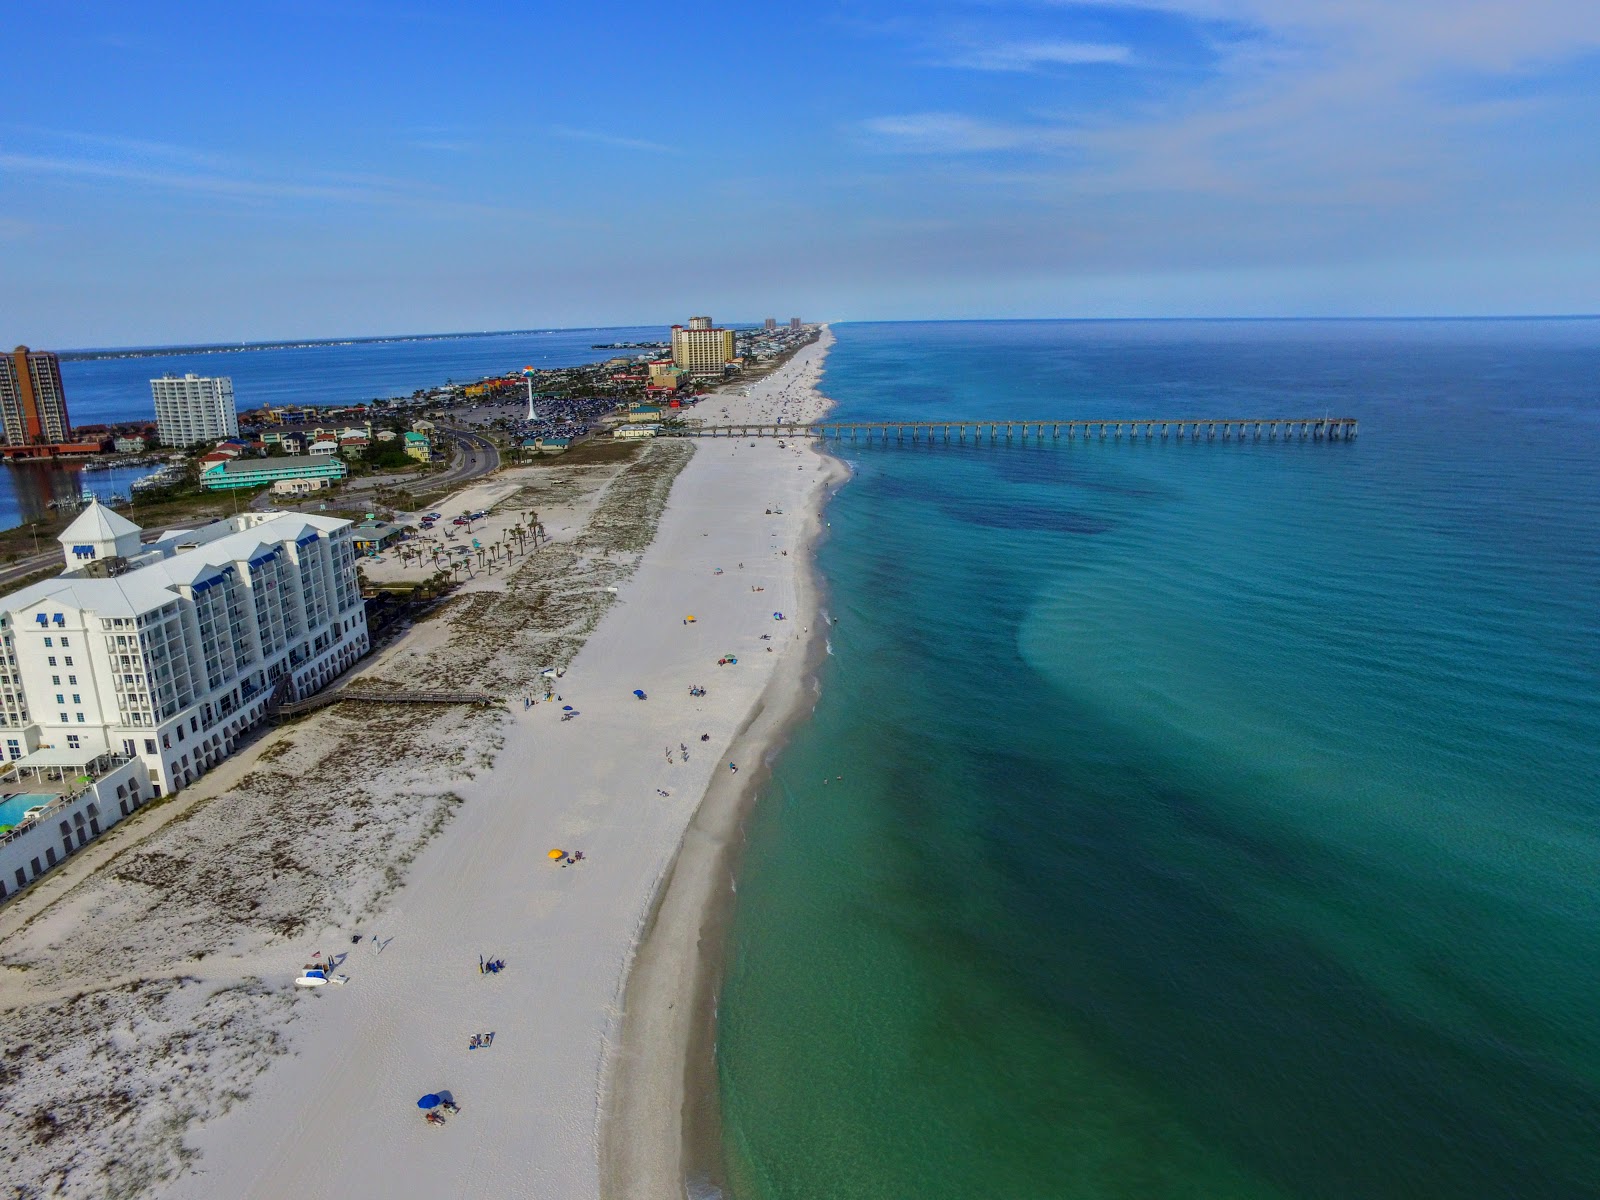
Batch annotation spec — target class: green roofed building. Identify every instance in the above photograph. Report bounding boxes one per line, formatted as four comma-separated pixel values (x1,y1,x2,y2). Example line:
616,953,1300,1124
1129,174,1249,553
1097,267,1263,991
201,456,348,491
351,521,404,554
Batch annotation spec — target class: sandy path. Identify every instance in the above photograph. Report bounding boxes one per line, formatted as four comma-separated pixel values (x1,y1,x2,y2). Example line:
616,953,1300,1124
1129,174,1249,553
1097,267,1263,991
168,333,835,1199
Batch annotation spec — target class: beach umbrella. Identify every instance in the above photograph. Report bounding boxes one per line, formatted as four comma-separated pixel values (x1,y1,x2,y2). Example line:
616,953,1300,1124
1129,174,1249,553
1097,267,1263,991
548,848,565,861
562,705,573,711
417,1094,442,1110
633,689,646,699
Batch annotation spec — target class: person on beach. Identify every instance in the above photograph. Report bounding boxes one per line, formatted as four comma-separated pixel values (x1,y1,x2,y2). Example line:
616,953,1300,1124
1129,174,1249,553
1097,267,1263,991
729,762,739,773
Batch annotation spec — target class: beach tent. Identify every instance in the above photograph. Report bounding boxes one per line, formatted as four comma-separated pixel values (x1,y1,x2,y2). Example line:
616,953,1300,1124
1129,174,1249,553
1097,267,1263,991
548,848,565,861
417,1094,442,1110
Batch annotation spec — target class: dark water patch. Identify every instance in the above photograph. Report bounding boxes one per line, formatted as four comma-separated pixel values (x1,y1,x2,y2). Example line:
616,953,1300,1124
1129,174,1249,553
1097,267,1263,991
721,319,1600,1200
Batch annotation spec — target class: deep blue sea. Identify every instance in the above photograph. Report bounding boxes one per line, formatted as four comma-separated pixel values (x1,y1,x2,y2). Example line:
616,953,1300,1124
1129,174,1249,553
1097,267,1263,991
0,326,666,530
717,320,1600,1200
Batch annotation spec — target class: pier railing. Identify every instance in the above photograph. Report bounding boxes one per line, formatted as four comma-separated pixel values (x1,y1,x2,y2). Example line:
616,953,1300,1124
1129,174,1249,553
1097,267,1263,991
662,418,1357,443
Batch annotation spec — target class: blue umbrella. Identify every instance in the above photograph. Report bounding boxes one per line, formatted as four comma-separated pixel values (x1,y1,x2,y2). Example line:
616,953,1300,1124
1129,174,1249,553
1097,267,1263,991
633,690,646,699
562,705,574,711
417,1094,441,1110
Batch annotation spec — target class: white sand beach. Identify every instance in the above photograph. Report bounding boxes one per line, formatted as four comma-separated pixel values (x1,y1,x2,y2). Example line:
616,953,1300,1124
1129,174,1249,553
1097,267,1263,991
0,329,838,1199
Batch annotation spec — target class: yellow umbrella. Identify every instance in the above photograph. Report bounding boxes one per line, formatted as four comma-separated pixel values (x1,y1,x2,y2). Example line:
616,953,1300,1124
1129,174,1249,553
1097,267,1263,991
548,848,565,861
685,615,697,622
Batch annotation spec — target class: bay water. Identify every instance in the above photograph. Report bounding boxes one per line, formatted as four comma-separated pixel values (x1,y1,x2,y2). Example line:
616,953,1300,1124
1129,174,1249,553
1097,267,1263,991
0,326,666,530
717,320,1600,1199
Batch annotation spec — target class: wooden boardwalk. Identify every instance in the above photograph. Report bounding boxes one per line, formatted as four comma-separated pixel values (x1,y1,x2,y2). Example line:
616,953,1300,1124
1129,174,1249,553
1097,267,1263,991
663,417,1358,443
273,689,499,720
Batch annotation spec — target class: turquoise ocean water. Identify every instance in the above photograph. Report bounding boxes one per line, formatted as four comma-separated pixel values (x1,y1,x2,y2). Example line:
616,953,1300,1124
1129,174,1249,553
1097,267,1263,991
717,320,1600,1200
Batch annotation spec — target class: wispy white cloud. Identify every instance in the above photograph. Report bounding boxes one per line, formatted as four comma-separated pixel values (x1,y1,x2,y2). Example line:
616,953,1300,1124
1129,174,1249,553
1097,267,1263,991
936,38,1132,71
859,113,1067,154
0,151,398,203
861,0,1600,213
550,126,673,154
0,137,541,222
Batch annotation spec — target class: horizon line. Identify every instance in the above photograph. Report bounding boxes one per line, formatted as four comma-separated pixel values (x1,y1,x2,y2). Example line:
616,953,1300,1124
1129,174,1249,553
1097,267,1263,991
46,313,1600,357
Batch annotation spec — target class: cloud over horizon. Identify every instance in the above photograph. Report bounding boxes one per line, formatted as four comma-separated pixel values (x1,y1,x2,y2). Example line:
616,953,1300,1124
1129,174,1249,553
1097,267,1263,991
1,0,1597,344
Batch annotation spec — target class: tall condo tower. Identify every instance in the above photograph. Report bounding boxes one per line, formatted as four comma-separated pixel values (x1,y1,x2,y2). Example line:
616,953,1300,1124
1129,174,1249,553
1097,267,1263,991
671,316,737,378
0,346,71,446
789,317,802,330
151,374,240,447
764,317,778,330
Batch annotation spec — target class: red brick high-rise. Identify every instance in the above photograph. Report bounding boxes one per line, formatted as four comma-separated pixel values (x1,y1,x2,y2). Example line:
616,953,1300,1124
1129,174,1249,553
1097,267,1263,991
0,346,72,445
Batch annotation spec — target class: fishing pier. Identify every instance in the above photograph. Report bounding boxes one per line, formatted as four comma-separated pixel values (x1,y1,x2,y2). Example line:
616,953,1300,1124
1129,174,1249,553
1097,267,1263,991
664,417,1357,443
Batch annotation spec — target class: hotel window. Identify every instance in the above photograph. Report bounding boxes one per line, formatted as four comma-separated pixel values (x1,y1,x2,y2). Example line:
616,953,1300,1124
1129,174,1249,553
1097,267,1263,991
59,712,68,723
61,637,69,647
76,714,85,723
71,695,80,704
64,657,73,667
66,735,80,749
43,637,52,647
51,675,59,685
68,675,76,685
48,656,56,666
55,694,64,705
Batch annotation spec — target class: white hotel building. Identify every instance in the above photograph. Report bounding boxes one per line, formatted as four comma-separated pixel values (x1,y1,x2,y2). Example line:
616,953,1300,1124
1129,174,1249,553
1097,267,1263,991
0,501,368,797
151,373,240,446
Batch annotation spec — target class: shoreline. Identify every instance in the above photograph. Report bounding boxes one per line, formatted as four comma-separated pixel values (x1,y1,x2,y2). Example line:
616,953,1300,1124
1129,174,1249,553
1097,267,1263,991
0,330,840,1198
173,328,841,1197
599,392,847,1197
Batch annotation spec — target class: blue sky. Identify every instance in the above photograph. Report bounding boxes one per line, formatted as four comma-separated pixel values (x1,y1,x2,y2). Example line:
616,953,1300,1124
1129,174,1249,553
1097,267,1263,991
2,1,1598,345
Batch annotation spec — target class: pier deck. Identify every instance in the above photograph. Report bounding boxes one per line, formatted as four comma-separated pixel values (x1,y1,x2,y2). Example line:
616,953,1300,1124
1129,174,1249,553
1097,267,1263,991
661,417,1357,442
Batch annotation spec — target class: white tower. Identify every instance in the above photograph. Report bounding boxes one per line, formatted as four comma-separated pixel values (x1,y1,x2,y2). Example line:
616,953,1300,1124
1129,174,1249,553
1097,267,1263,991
58,498,143,570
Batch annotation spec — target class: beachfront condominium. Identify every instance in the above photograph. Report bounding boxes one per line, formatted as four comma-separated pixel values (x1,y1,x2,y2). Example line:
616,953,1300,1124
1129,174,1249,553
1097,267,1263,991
0,346,72,446
0,500,368,795
789,317,802,330
152,373,240,447
764,317,777,330
671,316,736,378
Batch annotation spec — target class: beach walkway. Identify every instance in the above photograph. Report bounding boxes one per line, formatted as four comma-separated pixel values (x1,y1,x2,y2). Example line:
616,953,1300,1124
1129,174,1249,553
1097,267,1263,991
165,335,837,1200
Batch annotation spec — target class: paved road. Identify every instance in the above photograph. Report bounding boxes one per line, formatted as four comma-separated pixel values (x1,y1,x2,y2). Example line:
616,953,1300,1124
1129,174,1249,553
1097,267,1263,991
0,548,61,589
426,426,500,490
249,427,502,514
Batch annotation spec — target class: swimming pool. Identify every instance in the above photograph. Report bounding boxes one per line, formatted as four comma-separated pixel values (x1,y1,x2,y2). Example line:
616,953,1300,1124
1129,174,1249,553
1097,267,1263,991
0,793,58,826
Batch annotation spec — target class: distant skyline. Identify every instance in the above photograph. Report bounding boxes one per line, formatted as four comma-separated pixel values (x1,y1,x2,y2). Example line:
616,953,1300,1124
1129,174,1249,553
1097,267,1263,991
3,1,1598,347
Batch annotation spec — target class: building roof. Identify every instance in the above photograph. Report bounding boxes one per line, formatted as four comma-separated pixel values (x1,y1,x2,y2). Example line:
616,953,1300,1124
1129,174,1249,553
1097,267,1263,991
58,499,141,547
351,521,403,542
203,456,345,477
6,513,350,619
